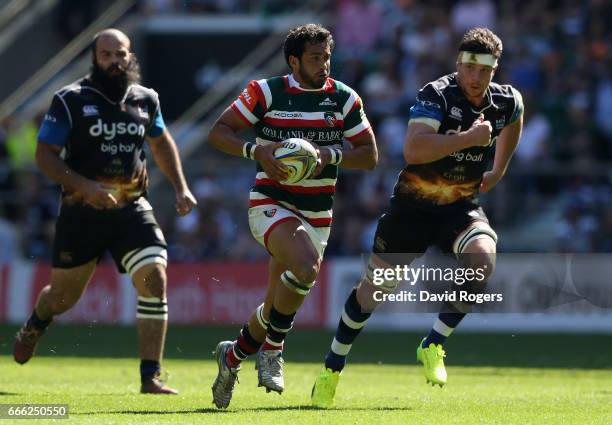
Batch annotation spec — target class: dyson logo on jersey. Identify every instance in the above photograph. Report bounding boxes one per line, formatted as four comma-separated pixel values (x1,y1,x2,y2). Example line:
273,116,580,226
88,119,145,141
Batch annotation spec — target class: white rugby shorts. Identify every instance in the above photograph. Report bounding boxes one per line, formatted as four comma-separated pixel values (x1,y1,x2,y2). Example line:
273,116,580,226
248,204,330,258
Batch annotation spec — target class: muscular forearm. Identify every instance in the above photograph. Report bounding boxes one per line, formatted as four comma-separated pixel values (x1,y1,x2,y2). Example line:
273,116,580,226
404,132,472,164
338,143,378,170
492,139,518,175
208,121,247,158
332,129,378,170
35,146,89,192
149,136,188,191
491,118,522,175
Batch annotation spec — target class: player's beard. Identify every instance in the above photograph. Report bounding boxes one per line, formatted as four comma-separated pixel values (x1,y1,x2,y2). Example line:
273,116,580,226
90,56,141,102
298,63,327,89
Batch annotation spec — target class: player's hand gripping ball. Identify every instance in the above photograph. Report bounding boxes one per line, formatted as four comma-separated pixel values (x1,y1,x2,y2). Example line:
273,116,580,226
274,138,319,184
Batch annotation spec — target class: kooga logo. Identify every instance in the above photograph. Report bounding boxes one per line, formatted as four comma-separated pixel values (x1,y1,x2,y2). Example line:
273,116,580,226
89,119,145,141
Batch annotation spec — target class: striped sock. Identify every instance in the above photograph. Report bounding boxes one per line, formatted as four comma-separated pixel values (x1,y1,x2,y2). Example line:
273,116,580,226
422,306,466,348
262,307,295,351
225,324,262,368
324,289,371,372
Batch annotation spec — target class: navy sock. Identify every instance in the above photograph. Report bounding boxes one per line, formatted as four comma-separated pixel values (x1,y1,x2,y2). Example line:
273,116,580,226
325,351,346,373
140,359,160,383
28,310,52,331
325,289,371,372
422,311,466,348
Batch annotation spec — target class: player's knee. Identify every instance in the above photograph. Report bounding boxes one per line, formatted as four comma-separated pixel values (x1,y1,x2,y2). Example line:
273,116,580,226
454,222,497,257
294,264,318,285
458,252,495,297
291,255,320,284
462,250,496,282
137,265,167,299
458,229,497,282
363,254,400,292
478,253,496,281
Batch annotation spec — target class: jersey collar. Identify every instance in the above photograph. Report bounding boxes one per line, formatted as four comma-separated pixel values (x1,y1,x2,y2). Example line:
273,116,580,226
287,73,331,92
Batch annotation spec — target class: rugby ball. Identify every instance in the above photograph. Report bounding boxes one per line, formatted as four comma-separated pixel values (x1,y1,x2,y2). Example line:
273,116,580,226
274,138,318,184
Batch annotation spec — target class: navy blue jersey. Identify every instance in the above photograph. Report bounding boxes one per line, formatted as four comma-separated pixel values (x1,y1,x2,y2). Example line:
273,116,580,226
393,73,523,210
38,78,165,205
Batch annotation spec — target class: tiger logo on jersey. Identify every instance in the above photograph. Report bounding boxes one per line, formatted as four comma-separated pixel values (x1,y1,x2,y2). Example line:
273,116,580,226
264,209,277,218
324,111,337,127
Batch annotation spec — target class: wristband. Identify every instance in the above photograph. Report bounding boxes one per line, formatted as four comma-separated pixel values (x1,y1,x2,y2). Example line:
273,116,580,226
327,147,343,166
243,142,257,160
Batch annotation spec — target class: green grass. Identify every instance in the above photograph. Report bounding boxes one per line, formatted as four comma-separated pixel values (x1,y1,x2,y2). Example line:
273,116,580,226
0,325,611,424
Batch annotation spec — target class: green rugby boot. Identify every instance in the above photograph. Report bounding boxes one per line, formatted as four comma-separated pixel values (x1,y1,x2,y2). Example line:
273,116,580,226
311,367,341,408
416,338,447,387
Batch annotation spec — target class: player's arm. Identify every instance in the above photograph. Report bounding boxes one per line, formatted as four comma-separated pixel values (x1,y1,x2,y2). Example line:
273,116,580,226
318,128,377,171
480,87,524,193
36,142,88,193
207,88,288,182
36,142,118,209
405,123,469,164
317,91,377,173
480,113,523,193
208,106,259,157
403,84,492,164
404,117,492,164
340,128,377,170
146,129,196,216
37,95,117,209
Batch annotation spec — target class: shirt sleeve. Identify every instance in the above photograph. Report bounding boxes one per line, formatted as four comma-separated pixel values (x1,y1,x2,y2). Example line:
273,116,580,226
37,94,71,147
408,84,445,132
342,89,371,141
508,86,524,125
231,80,268,126
147,104,166,137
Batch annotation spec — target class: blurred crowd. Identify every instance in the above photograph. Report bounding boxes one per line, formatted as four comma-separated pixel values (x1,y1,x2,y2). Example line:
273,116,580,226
1,0,611,263
555,178,612,252
325,0,612,254
138,0,321,15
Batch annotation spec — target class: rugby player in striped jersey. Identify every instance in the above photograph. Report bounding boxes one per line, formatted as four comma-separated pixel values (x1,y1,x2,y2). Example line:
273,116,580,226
208,23,378,408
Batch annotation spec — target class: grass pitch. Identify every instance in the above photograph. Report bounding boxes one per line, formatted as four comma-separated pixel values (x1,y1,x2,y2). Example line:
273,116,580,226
1,325,611,424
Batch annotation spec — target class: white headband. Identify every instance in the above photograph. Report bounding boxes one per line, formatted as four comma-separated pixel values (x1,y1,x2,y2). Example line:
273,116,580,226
458,51,498,67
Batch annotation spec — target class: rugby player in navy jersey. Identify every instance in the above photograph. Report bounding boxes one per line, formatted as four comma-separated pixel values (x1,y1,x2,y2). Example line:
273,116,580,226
312,27,524,407
13,29,197,394
207,24,377,408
